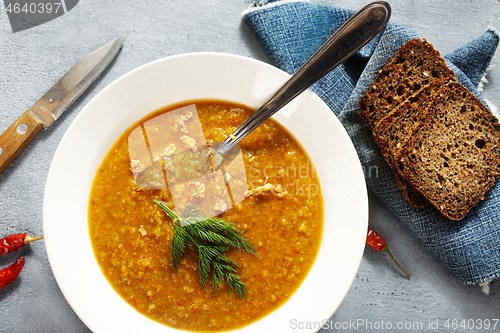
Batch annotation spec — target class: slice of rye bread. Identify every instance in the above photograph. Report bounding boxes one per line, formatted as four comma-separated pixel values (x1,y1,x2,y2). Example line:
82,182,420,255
373,78,450,208
359,38,455,130
372,78,454,208
397,81,500,220
374,78,453,160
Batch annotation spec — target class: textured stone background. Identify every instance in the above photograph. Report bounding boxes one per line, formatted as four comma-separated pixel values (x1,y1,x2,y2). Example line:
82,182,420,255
0,1,499,332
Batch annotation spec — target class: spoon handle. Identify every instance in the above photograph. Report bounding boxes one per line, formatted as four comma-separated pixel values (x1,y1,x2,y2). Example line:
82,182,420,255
216,1,391,154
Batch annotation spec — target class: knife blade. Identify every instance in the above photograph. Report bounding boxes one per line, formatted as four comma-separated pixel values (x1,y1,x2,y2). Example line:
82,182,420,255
0,34,126,175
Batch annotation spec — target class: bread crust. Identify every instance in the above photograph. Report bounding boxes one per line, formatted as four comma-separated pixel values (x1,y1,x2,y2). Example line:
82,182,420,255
359,38,455,129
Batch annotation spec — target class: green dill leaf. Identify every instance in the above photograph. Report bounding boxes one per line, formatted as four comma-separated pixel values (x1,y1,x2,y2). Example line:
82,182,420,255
188,224,238,248
171,220,187,272
155,201,257,298
226,272,248,299
212,262,225,296
197,245,212,289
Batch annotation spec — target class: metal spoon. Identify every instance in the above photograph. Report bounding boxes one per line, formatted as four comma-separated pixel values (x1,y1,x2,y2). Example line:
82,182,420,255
215,1,391,154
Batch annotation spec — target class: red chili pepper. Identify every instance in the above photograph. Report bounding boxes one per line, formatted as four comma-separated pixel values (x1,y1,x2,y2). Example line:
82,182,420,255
366,226,410,279
0,257,25,290
0,234,44,257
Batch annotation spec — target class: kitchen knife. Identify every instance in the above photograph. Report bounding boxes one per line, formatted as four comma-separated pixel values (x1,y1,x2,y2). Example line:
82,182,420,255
0,34,126,175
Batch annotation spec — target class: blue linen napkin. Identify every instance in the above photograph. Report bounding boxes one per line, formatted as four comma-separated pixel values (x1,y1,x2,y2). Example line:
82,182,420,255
243,0,500,285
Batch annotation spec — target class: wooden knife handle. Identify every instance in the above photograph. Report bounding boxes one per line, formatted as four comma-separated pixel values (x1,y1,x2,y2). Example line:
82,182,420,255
0,110,44,174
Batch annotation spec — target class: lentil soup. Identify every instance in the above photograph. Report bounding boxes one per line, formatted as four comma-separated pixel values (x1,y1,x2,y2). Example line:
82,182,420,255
88,100,323,332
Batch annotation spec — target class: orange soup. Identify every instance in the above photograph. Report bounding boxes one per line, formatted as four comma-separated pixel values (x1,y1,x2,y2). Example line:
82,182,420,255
88,100,323,331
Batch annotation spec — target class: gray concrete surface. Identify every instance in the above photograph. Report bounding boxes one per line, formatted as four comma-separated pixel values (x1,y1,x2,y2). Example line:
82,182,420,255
0,1,499,332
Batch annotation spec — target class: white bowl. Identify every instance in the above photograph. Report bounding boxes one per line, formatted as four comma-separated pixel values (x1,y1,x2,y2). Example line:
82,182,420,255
43,52,368,333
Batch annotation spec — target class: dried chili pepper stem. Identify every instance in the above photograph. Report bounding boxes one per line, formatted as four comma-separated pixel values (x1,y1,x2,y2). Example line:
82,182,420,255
380,245,411,279
0,234,44,257
0,257,25,290
366,226,410,279
24,235,44,244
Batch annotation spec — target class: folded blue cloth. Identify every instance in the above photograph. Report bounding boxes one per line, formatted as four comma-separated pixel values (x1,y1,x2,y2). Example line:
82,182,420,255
243,0,500,285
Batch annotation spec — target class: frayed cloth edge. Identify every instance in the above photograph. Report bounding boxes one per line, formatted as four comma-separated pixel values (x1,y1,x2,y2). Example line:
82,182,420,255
479,281,491,294
486,25,500,38
479,277,498,294
478,26,499,118
478,26,499,91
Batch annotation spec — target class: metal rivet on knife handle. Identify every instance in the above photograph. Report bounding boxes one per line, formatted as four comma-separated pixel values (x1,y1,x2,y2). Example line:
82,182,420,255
0,110,44,174
17,124,28,135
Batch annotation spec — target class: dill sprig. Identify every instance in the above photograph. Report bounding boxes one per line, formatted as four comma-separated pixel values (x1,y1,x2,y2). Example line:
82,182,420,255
154,200,257,298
